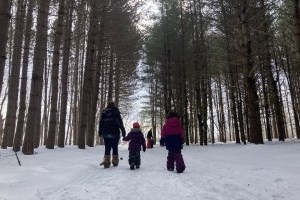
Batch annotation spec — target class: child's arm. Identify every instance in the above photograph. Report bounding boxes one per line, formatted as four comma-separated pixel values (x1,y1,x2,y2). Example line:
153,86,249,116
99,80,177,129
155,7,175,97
122,132,131,141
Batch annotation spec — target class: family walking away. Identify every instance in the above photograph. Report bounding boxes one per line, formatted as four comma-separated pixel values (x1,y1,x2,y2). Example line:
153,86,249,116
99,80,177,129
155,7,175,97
123,122,146,170
99,102,185,173
98,102,126,168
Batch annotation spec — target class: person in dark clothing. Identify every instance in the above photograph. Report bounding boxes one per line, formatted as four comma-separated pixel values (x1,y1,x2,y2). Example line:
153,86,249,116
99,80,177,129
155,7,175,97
161,111,186,173
123,122,146,170
99,102,126,168
146,128,154,148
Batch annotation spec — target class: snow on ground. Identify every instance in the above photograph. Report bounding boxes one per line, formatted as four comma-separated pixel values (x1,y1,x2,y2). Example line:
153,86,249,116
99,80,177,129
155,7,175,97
1,140,300,200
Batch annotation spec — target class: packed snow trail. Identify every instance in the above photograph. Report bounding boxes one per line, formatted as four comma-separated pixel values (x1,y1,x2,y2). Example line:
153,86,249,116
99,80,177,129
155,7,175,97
1,141,300,200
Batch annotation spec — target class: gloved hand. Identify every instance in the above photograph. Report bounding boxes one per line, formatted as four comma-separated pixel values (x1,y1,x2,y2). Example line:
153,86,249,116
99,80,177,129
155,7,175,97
143,147,146,152
122,130,126,138
98,132,102,137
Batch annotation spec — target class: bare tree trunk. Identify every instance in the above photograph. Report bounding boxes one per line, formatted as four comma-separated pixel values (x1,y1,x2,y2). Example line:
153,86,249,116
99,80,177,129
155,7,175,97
0,0,11,94
179,0,189,145
58,0,73,148
13,0,35,151
114,58,120,107
294,0,300,57
260,62,272,141
107,49,114,102
239,0,263,144
78,0,99,149
22,0,51,154
283,44,300,138
72,0,86,146
2,0,26,149
207,78,214,144
217,75,226,143
46,0,65,149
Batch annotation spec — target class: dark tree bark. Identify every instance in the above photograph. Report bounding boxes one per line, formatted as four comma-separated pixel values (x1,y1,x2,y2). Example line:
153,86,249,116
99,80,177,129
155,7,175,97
22,0,51,155
13,0,35,152
2,0,26,149
46,0,66,149
58,0,74,148
0,0,11,94
78,0,99,149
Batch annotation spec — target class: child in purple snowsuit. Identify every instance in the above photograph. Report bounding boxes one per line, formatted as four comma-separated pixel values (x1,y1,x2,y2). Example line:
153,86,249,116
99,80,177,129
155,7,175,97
161,111,186,173
123,122,146,170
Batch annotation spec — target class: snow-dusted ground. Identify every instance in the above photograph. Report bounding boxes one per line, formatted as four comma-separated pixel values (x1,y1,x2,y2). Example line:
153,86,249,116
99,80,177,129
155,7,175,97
1,140,300,200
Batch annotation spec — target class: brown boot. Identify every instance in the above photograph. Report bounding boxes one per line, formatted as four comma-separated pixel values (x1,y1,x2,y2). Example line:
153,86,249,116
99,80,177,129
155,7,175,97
100,155,111,168
112,155,119,167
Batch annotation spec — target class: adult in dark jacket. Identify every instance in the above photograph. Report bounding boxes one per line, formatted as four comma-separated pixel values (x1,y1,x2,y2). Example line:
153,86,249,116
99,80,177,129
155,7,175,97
123,122,146,170
99,102,126,168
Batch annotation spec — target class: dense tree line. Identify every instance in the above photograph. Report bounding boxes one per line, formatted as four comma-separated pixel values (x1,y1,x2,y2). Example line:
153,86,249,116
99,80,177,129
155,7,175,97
0,0,300,154
0,0,141,154
142,0,300,145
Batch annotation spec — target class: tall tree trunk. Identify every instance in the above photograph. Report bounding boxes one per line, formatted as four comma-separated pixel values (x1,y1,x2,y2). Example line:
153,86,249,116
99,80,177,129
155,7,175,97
208,78,214,144
240,0,263,144
46,0,65,149
0,0,11,94
72,0,86,146
43,58,51,145
13,0,35,152
260,62,272,141
283,44,300,139
294,0,300,57
2,0,26,149
107,49,114,102
78,0,98,149
260,0,285,141
58,0,73,148
22,0,51,155
237,87,246,144
179,0,189,145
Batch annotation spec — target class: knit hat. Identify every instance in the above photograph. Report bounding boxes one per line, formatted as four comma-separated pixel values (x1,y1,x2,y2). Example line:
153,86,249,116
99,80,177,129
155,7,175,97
133,122,140,128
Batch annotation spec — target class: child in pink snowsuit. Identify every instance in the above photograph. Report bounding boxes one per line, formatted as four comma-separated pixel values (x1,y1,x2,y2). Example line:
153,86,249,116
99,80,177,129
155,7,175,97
161,111,186,173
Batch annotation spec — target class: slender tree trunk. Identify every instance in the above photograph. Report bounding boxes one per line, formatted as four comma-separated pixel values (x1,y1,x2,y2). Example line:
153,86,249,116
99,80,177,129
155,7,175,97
107,49,114,102
0,0,11,94
2,0,26,148
78,0,99,149
22,0,51,155
13,0,35,152
208,78,214,144
260,62,272,141
46,0,65,149
43,59,51,145
294,0,300,57
58,0,73,148
284,45,300,138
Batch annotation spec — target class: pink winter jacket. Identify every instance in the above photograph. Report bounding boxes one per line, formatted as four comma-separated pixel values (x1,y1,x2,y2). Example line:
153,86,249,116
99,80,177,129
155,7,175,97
161,117,184,139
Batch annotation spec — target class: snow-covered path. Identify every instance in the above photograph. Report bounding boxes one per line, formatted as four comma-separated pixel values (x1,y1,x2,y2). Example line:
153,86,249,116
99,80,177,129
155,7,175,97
1,141,300,200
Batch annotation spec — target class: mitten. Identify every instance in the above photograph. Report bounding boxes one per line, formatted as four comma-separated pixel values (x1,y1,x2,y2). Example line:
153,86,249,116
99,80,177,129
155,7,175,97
143,147,146,152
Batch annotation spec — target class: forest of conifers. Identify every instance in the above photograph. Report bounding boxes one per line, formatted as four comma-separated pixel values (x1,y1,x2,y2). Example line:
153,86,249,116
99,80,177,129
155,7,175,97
0,0,299,155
